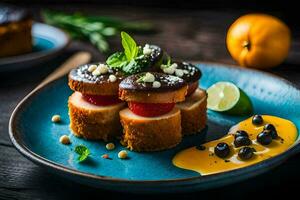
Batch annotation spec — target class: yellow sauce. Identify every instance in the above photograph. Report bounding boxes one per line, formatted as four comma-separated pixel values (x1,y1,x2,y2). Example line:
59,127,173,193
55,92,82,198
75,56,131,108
173,115,297,175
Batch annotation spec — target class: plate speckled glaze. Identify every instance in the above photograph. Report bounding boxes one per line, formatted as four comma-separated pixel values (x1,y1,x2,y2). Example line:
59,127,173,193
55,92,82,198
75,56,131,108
9,63,300,193
0,23,69,73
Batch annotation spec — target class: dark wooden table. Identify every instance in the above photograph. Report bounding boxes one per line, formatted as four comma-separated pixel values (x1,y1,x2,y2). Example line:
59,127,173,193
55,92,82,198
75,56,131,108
1,5,300,200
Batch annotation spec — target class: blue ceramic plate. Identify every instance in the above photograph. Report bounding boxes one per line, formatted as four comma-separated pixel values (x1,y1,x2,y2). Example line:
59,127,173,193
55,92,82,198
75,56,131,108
0,23,69,73
9,63,300,193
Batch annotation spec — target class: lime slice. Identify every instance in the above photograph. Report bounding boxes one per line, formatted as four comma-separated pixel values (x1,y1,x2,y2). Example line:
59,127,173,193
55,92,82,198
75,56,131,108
207,81,253,115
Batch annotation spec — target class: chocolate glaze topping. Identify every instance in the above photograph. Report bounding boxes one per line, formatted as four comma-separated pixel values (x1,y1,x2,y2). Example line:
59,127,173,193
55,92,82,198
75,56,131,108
148,45,163,66
119,72,187,92
160,61,201,84
0,4,31,25
177,62,202,83
69,63,125,84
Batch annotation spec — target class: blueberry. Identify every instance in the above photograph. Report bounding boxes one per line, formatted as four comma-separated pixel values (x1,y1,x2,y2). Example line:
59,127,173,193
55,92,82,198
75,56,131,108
264,124,278,139
234,130,249,139
257,131,272,145
238,147,255,160
234,136,252,148
252,115,263,125
214,142,230,158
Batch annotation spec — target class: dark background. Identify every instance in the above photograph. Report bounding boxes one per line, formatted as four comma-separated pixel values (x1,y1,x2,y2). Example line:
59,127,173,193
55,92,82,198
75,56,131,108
1,1,300,200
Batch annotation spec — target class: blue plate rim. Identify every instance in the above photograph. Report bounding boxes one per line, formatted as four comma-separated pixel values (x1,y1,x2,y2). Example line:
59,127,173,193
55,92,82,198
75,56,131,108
0,22,70,65
8,62,300,186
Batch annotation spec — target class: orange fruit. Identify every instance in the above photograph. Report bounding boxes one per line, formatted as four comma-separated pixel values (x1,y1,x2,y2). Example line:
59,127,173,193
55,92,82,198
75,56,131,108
226,14,291,69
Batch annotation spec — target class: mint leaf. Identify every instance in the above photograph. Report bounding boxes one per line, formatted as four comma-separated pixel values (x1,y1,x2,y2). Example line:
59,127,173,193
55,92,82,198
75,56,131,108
106,32,149,75
121,31,138,61
78,149,90,162
75,145,90,162
166,55,171,66
75,145,87,154
122,60,138,74
122,59,148,74
106,52,128,68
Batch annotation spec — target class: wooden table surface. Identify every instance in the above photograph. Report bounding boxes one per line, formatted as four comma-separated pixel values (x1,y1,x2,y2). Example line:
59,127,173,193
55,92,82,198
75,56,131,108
1,5,300,199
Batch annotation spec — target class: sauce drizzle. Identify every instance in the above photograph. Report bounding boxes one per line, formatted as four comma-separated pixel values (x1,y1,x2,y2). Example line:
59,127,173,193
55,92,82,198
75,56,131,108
173,115,297,175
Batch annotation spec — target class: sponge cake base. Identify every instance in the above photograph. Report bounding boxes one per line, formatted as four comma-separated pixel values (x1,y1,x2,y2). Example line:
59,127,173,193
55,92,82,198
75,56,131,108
176,88,207,135
119,107,182,151
68,92,125,141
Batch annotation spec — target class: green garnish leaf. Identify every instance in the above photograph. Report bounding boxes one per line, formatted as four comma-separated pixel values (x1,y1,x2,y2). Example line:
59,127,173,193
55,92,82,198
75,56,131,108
75,145,90,162
106,32,149,74
136,75,145,83
166,54,172,66
121,31,139,61
160,54,172,68
122,60,138,74
122,59,148,74
106,52,128,68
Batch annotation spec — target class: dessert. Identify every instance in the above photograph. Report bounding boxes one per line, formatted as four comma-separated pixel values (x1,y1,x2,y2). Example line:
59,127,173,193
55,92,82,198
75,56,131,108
66,32,208,152
119,72,188,151
160,61,207,135
0,4,32,57
68,63,126,141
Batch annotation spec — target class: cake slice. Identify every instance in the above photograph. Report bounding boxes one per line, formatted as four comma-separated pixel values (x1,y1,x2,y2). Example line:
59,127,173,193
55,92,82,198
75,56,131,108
119,72,188,151
176,88,207,135
120,107,181,151
68,63,127,140
69,92,125,141
0,4,32,57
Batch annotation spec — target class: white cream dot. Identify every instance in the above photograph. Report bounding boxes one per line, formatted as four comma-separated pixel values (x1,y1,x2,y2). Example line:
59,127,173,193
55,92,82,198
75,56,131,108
152,81,161,88
109,74,117,82
92,69,101,76
97,64,109,74
175,69,184,77
143,72,155,82
87,65,97,72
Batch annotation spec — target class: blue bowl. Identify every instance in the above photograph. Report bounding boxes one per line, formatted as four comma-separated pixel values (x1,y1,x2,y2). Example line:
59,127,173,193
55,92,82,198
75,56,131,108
9,63,300,193
0,22,70,73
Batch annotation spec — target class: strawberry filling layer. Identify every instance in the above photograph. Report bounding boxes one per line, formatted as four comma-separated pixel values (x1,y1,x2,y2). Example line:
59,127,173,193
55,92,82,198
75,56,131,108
186,81,199,97
83,94,122,106
128,101,175,117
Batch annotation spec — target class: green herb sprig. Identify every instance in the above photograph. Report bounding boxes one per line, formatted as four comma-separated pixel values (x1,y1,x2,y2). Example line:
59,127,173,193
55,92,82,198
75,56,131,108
160,54,172,69
42,10,153,53
106,32,150,74
75,145,90,162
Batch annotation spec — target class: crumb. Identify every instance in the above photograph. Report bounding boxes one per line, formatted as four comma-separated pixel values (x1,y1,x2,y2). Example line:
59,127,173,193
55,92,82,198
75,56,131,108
59,135,70,145
105,143,115,150
51,115,61,123
102,154,112,160
118,150,128,159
